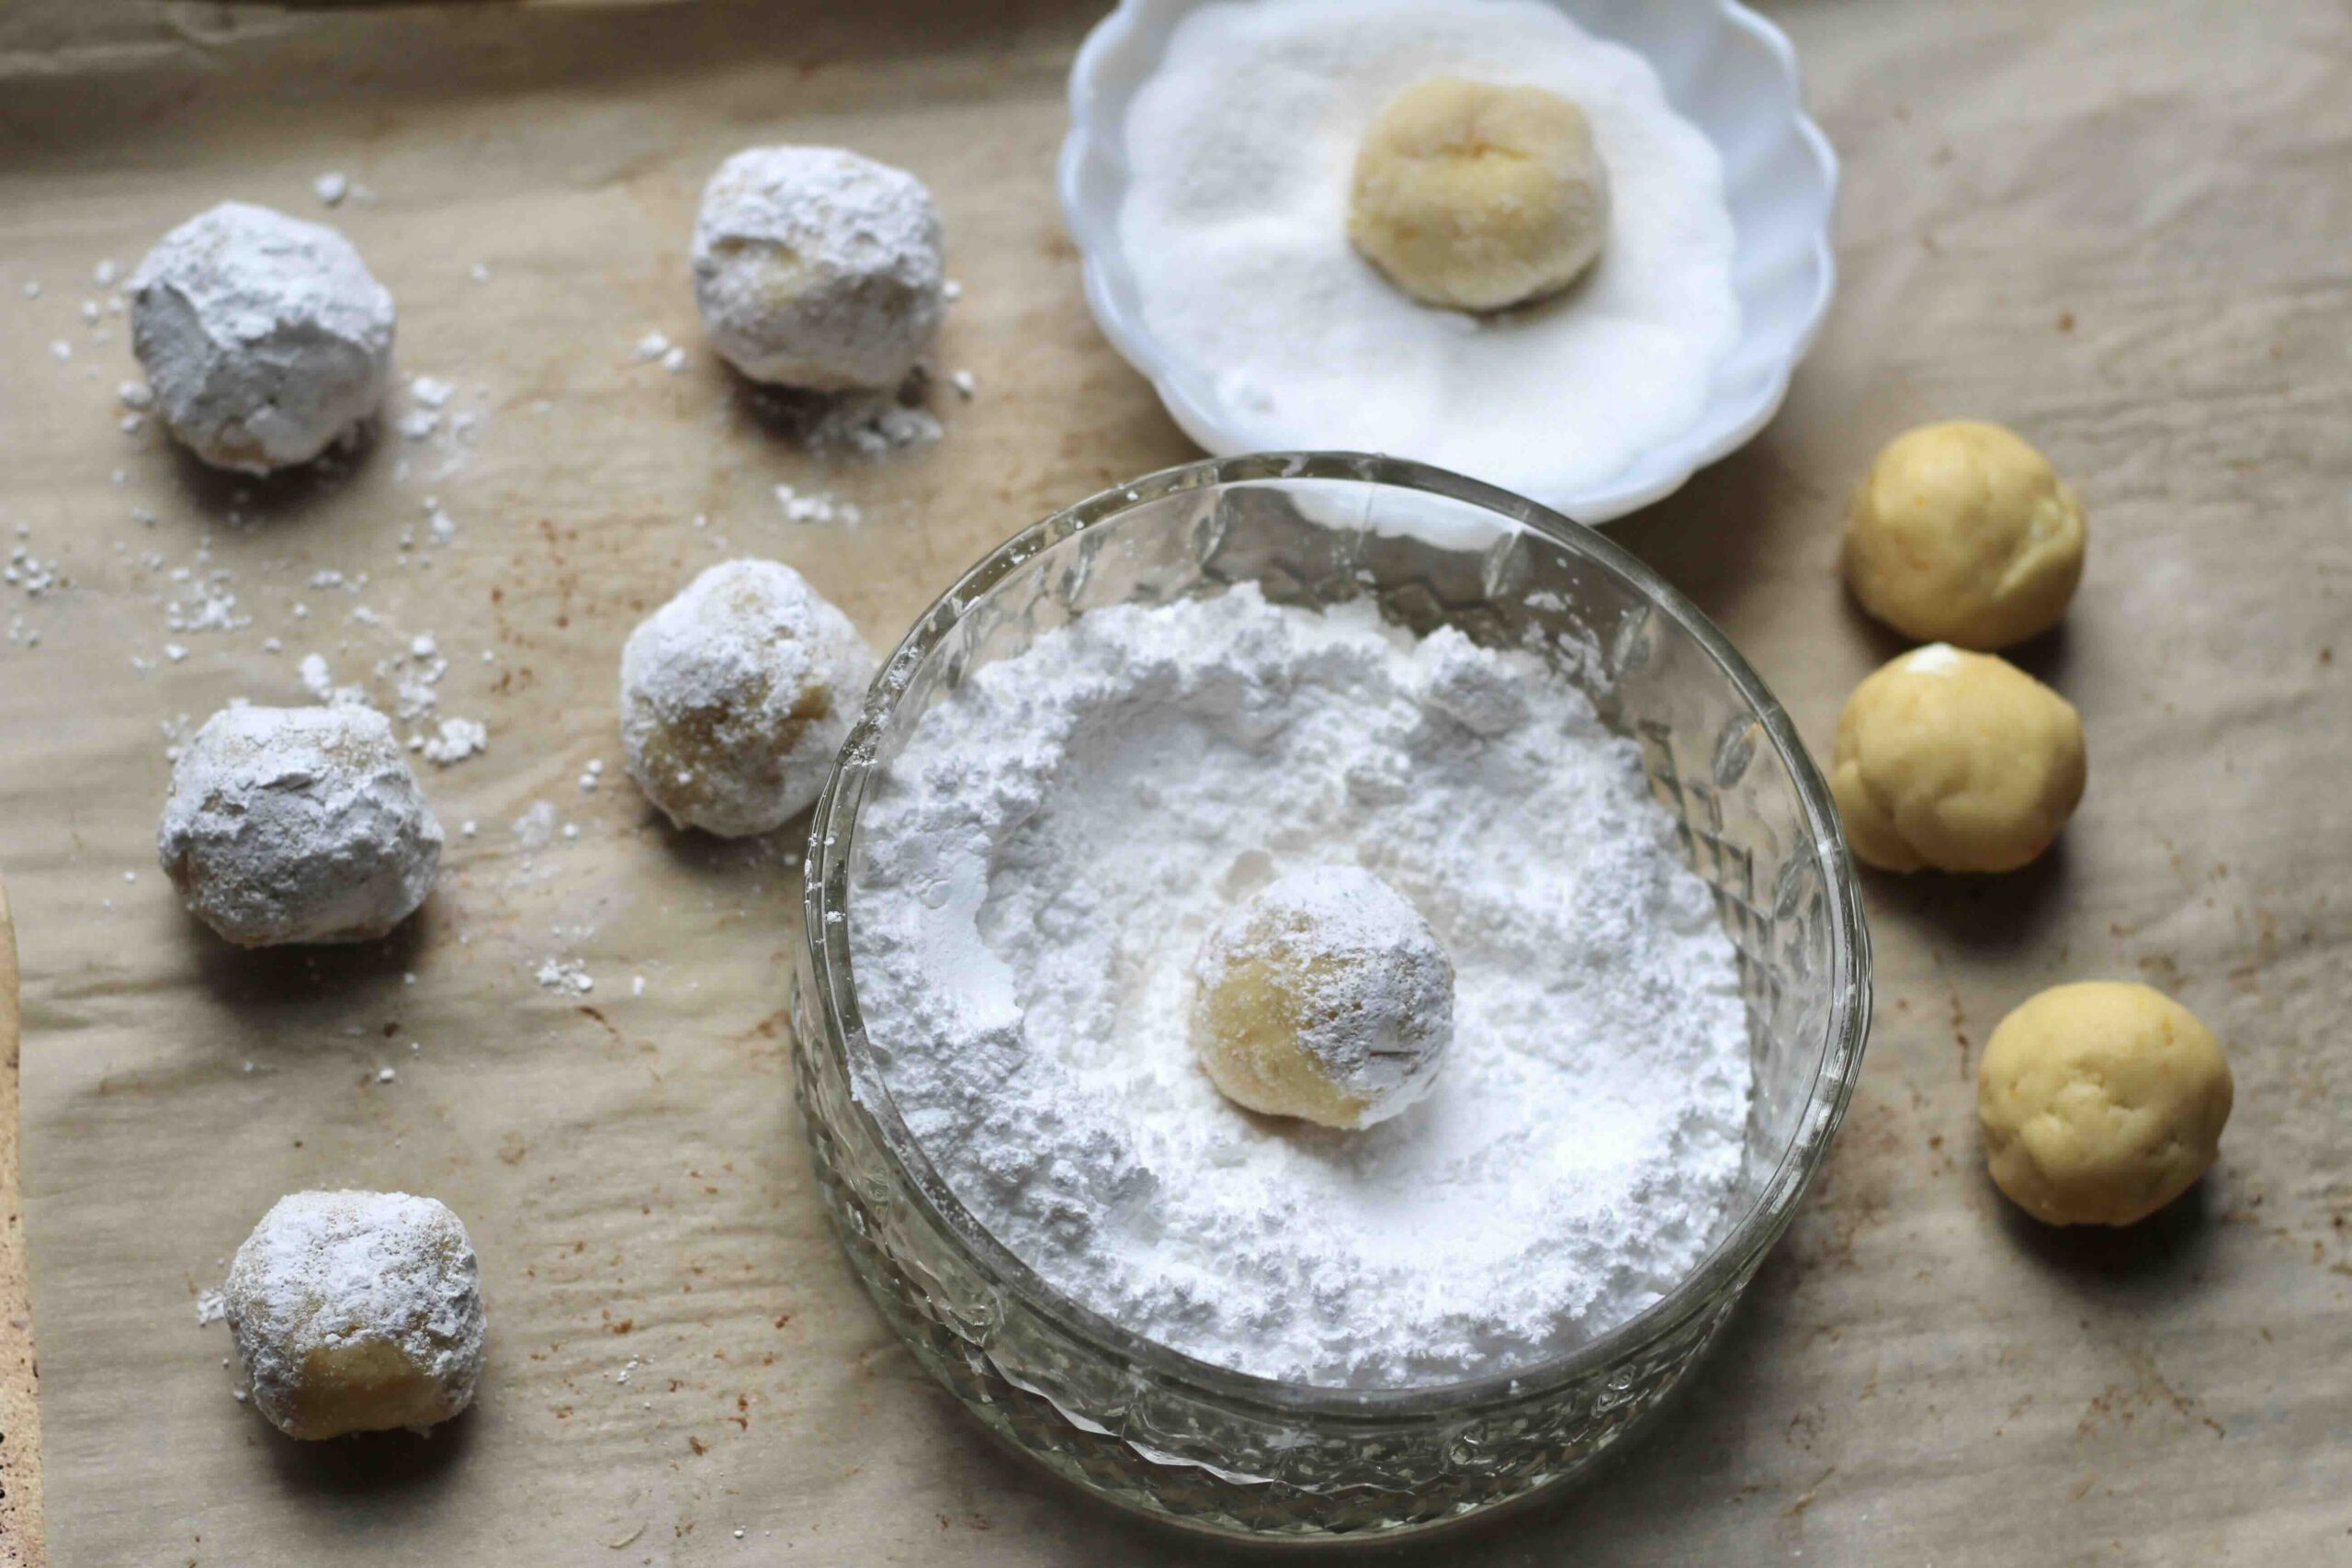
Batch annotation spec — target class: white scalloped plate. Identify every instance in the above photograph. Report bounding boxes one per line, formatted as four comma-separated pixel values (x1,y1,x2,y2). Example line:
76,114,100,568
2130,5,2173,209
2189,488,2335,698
1058,0,1838,524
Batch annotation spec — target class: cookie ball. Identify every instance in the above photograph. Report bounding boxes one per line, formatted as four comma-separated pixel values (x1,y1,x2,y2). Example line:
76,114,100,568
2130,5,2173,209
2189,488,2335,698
690,146,946,390
1844,421,2086,649
225,1190,486,1439
158,705,443,947
619,559,877,838
129,201,397,473
1191,866,1455,1129
1348,76,1611,313
1830,645,2086,874
1978,983,2233,1226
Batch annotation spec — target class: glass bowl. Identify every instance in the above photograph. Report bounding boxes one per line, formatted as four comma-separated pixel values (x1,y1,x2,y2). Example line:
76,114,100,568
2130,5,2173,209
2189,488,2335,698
791,453,1871,1542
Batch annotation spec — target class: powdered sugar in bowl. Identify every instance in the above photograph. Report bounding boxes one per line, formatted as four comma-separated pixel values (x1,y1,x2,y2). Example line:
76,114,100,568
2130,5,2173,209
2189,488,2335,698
792,453,1869,1541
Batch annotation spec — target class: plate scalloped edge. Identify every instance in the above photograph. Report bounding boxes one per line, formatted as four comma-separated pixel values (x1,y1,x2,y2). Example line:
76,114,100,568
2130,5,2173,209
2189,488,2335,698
1057,0,1839,525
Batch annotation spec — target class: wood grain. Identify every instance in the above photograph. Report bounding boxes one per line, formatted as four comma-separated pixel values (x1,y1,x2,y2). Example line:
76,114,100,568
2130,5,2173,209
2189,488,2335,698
0,878,45,1568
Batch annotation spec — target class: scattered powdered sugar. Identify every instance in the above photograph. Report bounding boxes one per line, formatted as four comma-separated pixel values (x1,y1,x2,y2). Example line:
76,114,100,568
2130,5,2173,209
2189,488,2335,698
510,800,560,852
852,585,1752,1386
418,716,489,765
774,482,862,526
806,388,942,457
536,956,594,996
1118,0,1739,500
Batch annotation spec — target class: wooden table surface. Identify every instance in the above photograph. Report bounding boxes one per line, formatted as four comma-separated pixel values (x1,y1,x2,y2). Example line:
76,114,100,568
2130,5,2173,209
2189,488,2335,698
0,877,43,1568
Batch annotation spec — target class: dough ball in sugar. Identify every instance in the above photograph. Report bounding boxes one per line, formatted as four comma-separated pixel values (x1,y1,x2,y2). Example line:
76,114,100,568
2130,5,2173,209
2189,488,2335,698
1347,76,1611,313
1190,865,1455,1130
690,146,945,391
1978,983,2233,1226
1830,644,2086,874
129,201,396,473
224,1190,486,1440
1844,421,2087,649
619,558,878,838
157,704,443,948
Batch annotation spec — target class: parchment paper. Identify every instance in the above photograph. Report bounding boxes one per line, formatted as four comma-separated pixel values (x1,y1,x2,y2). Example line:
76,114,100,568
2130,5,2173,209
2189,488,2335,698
0,2,2346,1563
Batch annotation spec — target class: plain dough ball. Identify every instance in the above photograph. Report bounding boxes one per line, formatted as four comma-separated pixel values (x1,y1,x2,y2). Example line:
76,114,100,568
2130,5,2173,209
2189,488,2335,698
1978,983,2233,1226
1190,865,1455,1129
691,145,946,390
224,1190,486,1440
1844,421,2086,649
158,704,443,947
1830,644,2086,874
620,559,877,838
129,201,396,473
1348,76,1611,313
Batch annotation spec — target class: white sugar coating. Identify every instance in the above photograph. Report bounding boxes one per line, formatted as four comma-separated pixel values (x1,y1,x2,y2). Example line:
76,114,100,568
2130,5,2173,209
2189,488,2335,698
158,704,443,947
128,202,396,473
690,146,945,391
224,1190,484,1440
1193,865,1455,1127
853,585,1753,1386
1902,641,1966,675
619,559,877,838
1117,0,1739,499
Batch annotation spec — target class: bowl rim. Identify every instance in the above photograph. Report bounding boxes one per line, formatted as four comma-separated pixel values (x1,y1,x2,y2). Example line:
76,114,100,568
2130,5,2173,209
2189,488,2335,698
801,451,1871,1425
1055,0,1842,525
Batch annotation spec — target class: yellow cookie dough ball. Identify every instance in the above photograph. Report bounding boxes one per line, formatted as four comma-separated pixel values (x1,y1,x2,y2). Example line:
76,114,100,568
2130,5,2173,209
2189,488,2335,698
1843,421,2086,649
1978,983,2233,1226
1191,866,1455,1130
1830,644,2086,874
1348,76,1611,313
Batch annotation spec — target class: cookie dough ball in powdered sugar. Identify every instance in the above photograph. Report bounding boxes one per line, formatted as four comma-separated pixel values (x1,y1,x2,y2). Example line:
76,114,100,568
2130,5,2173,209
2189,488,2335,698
129,202,396,473
224,1190,485,1440
158,705,443,947
691,146,945,390
1191,866,1455,1129
619,559,877,838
